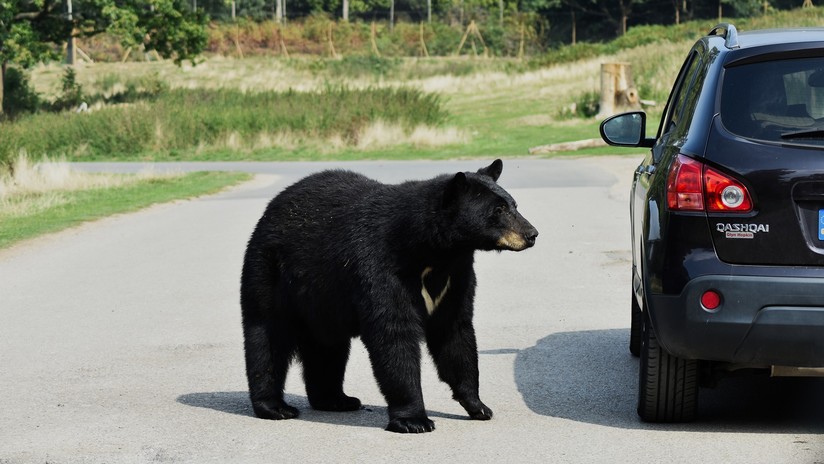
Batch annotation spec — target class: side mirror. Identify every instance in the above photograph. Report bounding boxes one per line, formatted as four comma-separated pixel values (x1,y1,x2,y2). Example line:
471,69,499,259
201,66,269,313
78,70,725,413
600,111,655,148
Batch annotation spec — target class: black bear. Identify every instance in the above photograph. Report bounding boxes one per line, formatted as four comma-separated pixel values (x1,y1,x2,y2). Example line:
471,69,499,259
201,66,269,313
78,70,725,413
240,159,538,433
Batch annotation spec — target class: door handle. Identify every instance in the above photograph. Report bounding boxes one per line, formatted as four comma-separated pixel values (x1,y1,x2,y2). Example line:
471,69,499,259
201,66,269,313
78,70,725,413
637,165,656,176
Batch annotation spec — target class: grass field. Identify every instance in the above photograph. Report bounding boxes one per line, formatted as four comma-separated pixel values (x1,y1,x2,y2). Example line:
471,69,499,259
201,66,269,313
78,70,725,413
18,54,653,161
18,8,821,164
0,158,250,249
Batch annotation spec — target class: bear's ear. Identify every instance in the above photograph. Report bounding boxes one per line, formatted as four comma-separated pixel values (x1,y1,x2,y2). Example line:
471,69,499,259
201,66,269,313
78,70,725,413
477,159,503,182
443,172,469,207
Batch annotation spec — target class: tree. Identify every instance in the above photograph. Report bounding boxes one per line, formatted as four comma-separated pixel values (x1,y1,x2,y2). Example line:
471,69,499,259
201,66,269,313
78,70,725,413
547,0,649,37
722,0,766,15
0,0,207,116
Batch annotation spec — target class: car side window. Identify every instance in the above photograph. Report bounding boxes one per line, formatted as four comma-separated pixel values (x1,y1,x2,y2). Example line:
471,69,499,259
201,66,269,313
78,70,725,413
661,51,703,137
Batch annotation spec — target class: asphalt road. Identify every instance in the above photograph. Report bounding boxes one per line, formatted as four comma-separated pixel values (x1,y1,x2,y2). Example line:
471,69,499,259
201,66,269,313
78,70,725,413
1,157,823,463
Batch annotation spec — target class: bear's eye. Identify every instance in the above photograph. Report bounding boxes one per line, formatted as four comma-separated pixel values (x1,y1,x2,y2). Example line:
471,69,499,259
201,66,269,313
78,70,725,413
493,205,507,216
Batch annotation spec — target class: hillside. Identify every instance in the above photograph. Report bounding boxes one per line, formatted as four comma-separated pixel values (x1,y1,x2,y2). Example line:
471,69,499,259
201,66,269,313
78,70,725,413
13,6,824,163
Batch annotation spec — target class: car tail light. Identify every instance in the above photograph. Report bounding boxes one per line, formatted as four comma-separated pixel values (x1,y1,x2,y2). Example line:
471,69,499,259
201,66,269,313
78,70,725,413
667,155,704,211
666,154,752,213
704,166,752,212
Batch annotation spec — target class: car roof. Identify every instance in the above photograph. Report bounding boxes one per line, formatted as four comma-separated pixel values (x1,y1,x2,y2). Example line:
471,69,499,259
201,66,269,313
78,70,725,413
736,28,824,48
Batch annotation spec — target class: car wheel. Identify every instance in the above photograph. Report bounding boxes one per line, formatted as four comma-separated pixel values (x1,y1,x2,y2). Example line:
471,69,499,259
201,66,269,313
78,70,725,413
637,311,699,422
629,289,641,357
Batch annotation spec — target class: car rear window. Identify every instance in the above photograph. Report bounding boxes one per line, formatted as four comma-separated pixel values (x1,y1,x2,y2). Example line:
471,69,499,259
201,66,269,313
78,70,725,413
721,57,824,146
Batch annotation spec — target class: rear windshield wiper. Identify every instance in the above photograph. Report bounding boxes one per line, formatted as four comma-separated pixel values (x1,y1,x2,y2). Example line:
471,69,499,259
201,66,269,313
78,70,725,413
780,129,824,140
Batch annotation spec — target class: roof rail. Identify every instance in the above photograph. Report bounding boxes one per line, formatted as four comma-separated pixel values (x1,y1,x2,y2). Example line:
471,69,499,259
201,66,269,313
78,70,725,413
709,23,740,49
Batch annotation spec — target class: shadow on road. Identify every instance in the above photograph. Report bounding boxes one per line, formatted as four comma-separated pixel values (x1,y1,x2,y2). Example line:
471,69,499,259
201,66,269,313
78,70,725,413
515,328,824,433
176,391,466,430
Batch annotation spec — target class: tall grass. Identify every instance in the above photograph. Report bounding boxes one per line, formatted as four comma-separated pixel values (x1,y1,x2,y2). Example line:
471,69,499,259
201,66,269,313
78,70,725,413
0,155,250,248
0,86,448,163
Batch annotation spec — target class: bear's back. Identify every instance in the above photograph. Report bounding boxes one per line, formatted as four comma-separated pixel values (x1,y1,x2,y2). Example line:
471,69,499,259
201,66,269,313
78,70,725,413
255,170,386,246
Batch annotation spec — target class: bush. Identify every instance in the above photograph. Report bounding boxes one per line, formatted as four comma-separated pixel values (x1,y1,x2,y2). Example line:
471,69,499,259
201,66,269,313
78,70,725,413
0,86,448,161
557,91,600,120
2,67,41,118
51,67,86,112
308,55,402,78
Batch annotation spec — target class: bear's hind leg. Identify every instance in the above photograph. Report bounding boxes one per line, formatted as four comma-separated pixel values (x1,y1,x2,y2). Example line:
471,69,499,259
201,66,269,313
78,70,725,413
299,338,362,412
241,275,300,420
242,319,300,420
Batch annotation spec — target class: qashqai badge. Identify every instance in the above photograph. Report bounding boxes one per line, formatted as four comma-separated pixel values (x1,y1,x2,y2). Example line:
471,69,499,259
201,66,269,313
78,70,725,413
716,222,770,239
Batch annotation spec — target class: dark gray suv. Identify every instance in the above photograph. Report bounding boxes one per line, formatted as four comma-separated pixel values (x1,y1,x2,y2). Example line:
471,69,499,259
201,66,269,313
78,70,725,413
600,24,824,422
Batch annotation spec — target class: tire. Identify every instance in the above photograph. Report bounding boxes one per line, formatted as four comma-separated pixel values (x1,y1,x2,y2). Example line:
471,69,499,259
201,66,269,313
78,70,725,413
637,311,699,422
629,289,642,357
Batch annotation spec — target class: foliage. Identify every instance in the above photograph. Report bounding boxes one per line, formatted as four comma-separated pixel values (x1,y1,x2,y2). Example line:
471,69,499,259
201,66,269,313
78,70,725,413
0,86,447,162
1,66,40,117
0,0,208,114
532,6,824,69
137,0,209,64
51,68,86,112
557,90,599,119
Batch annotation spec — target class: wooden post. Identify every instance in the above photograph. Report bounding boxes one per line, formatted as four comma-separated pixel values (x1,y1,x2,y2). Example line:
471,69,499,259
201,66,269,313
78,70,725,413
455,21,488,58
498,0,503,27
327,22,338,58
278,28,290,57
419,22,429,57
571,11,576,45
371,22,381,57
596,62,641,118
0,61,5,116
473,22,488,58
235,24,244,58
518,23,525,60
66,0,76,65
455,22,472,56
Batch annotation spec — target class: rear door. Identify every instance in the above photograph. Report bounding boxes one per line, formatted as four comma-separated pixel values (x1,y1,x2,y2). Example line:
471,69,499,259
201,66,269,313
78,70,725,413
710,54,824,266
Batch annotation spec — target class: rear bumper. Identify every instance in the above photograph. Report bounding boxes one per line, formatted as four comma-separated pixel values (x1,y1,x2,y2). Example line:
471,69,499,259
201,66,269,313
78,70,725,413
648,275,824,367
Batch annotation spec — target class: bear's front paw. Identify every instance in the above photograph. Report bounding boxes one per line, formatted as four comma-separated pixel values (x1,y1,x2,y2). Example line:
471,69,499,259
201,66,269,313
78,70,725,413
459,399,493,420
252,400,299,420
385,417,436,433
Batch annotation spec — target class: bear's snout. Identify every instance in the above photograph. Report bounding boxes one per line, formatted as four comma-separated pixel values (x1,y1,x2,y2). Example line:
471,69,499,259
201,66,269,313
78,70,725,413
496,225,538,251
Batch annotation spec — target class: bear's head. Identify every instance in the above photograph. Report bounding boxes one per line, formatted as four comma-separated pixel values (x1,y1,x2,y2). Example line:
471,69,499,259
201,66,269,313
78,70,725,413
442,159,538,252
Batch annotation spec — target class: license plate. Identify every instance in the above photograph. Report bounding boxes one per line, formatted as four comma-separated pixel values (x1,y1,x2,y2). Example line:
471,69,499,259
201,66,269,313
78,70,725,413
819,209,824,240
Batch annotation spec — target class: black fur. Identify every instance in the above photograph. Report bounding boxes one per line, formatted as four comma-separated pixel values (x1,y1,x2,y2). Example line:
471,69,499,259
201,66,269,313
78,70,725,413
240,159,538,433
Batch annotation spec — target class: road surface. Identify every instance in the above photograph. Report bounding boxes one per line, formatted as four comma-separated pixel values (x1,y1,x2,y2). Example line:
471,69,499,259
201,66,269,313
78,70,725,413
1,157,822,463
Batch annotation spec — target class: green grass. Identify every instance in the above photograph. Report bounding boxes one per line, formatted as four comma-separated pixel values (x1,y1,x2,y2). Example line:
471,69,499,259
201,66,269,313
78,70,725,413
0,87,447,164
0,171,251,249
